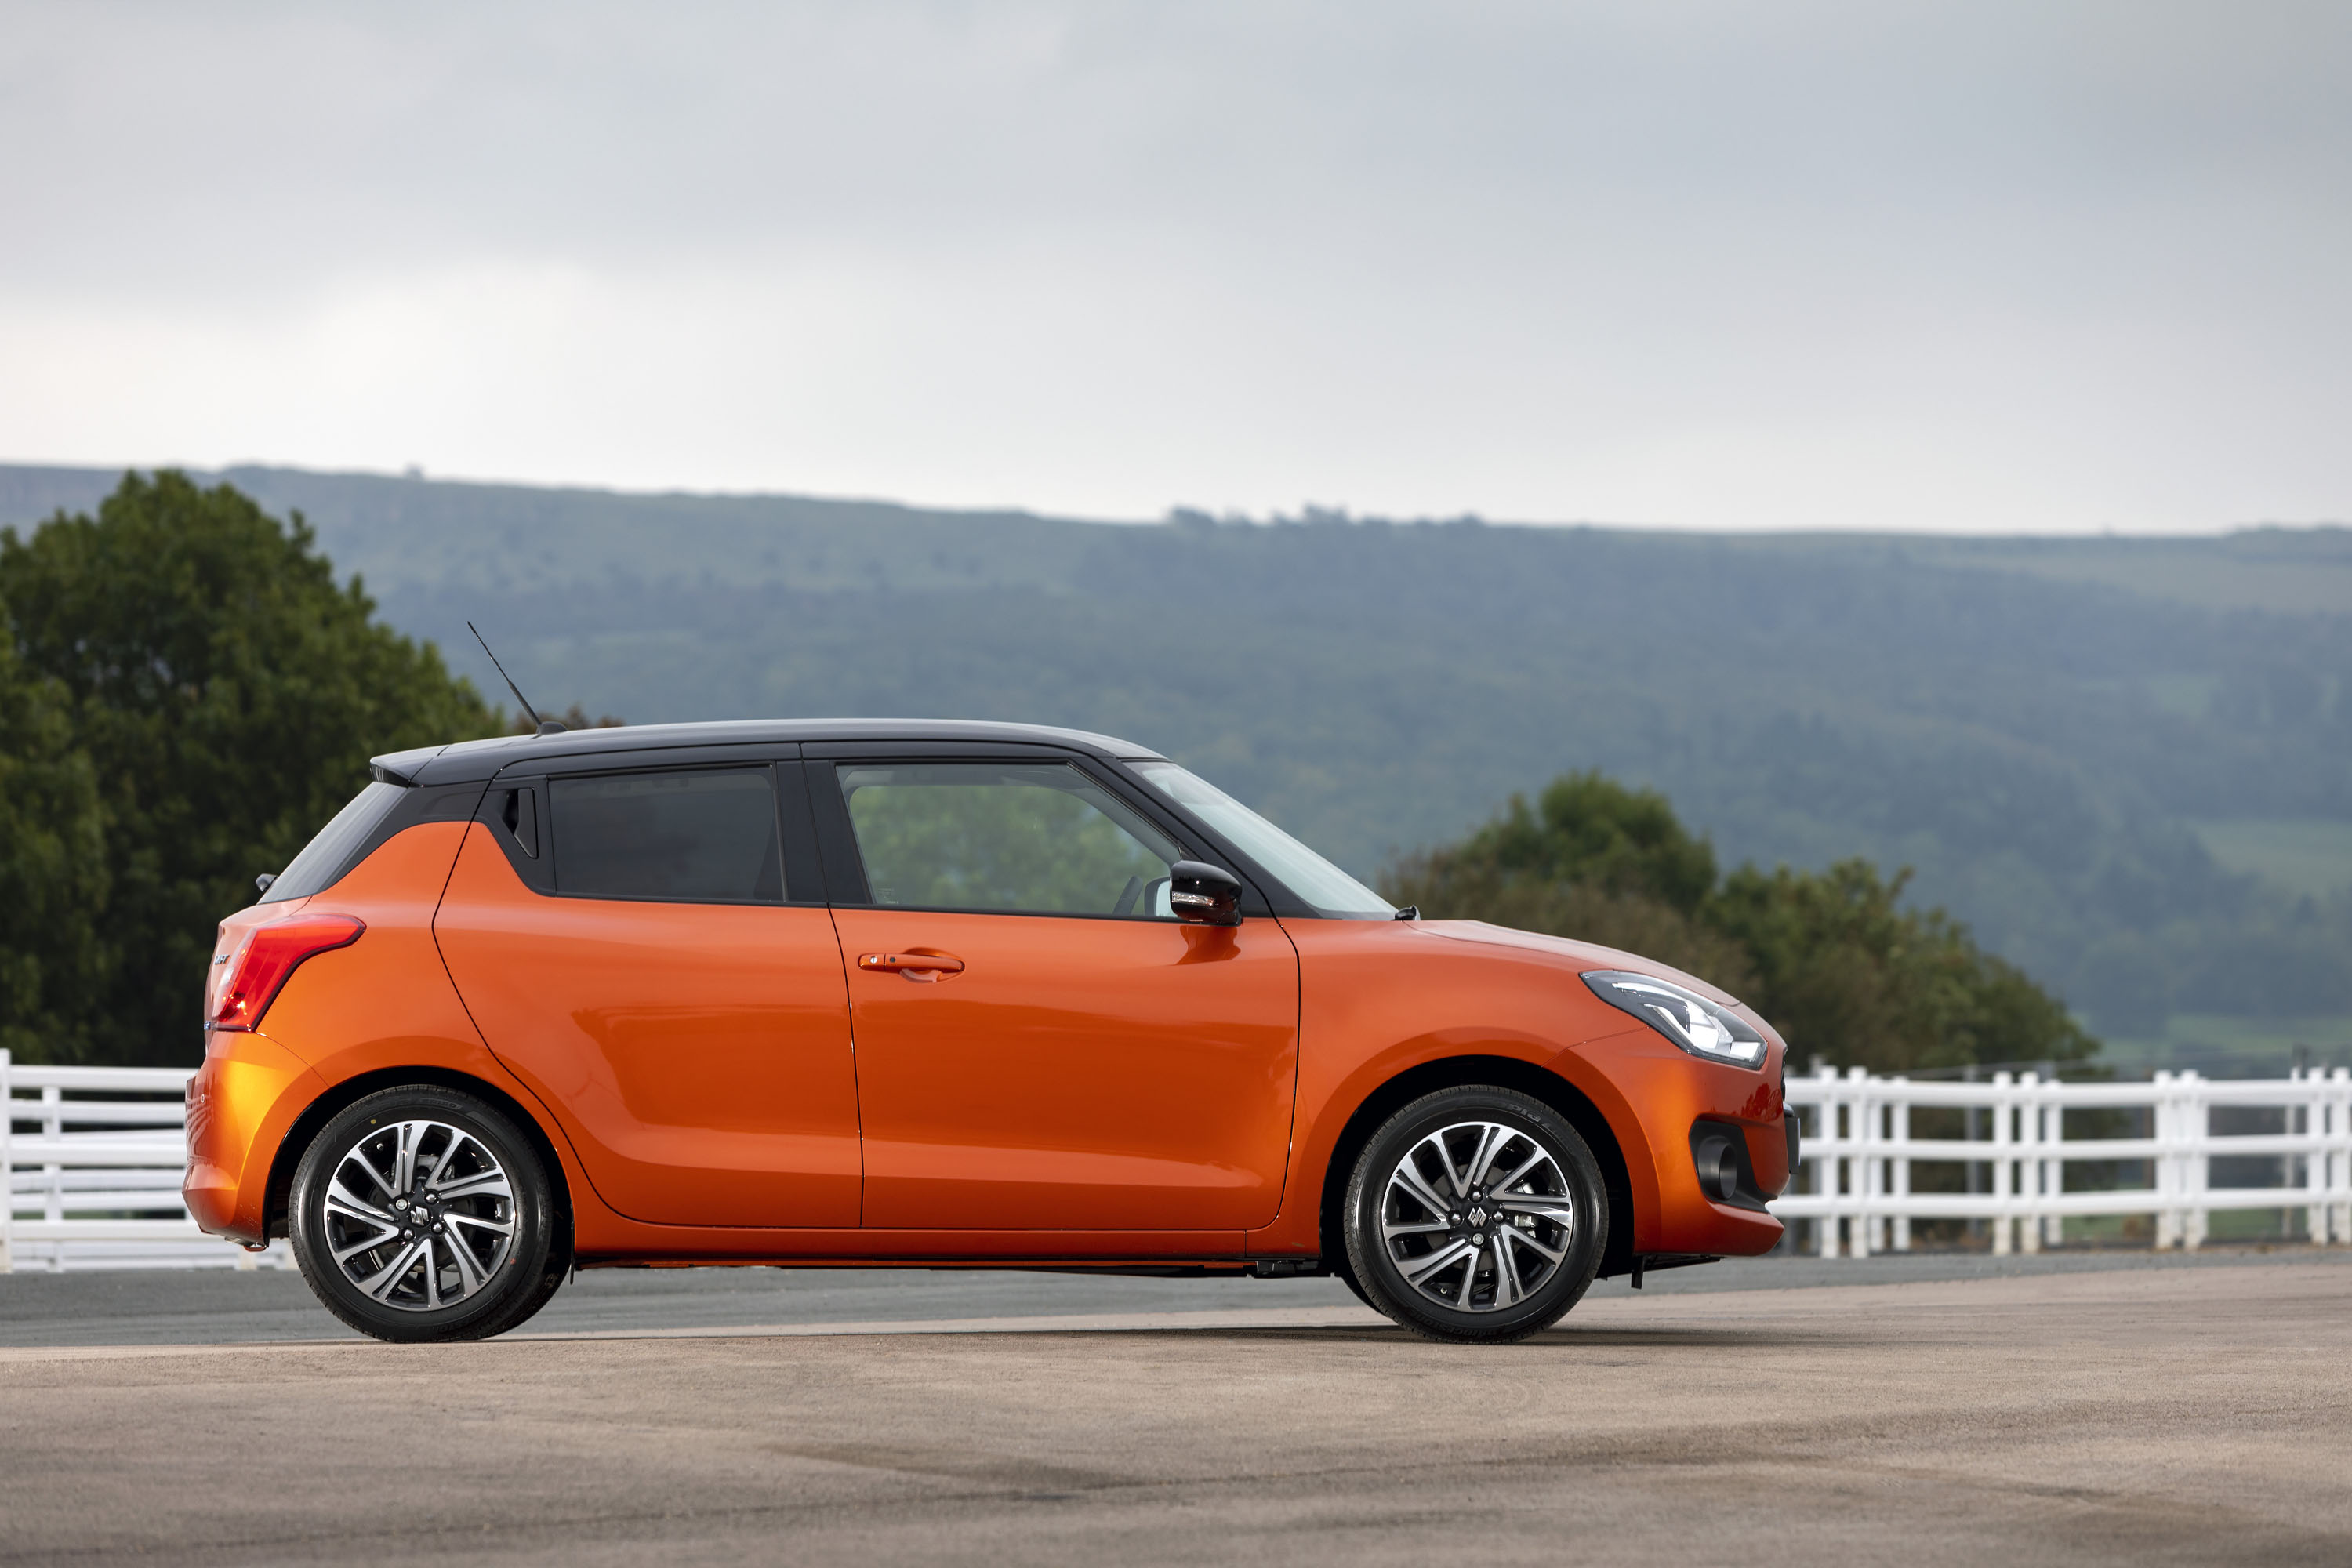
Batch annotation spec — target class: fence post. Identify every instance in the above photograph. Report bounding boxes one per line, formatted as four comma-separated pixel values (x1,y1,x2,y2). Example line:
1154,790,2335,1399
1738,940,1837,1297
2042,1079,2064,1250
42,1081,63,1274
1853,1065,1878,1256
1990,1071,2014,1254
2017,1072,2042,1254
2152,1070,2176,1249
1892,1080,1912,1253
1814,1062,1841,1258
2324,1072,2343,1241
1,1047,12,1273
2186,1071,2210,1250
2296,1067,2320,1243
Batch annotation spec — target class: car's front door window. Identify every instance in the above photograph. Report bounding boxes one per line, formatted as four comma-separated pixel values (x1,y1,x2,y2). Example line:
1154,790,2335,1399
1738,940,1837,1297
838,762,1180,918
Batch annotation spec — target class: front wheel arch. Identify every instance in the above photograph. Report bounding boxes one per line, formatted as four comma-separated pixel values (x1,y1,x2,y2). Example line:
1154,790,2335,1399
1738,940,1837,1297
265,1065,572,1273
1319,1055,1639,1283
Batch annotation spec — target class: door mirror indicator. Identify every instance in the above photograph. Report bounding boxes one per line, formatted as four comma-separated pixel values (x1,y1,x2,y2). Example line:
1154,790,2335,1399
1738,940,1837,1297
1167,861,1243,927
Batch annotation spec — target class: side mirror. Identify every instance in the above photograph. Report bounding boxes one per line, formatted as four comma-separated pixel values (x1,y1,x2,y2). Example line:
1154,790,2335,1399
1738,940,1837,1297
1167,860,1243,927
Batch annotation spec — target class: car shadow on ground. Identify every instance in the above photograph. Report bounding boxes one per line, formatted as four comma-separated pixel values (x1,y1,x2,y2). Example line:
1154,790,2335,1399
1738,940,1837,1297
949,1322,1842,1349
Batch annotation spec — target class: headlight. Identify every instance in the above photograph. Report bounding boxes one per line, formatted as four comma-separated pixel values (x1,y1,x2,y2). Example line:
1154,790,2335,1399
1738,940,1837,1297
1581,970,1766,1067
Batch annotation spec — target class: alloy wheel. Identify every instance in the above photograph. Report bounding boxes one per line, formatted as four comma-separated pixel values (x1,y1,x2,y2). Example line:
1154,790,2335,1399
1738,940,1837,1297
1379,1119,1576,1313
321,1119,517,1312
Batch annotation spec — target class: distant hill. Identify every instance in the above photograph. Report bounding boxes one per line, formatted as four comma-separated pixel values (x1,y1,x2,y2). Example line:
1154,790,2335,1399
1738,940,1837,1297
6,463,2348,1055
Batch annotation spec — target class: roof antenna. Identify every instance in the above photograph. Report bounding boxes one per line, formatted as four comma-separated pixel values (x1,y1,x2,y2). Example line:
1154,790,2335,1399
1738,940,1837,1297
469,622,566,735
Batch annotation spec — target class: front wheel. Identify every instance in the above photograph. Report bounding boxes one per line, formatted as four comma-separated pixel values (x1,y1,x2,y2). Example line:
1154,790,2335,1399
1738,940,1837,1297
289,1085,564,1343
1343,1085,1606,1343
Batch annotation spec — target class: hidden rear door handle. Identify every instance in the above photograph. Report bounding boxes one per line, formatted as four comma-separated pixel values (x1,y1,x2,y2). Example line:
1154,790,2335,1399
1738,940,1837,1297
858,951,966,981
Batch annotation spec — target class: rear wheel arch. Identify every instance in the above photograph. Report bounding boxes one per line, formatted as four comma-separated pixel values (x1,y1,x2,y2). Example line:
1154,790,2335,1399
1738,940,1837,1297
1319,1055,1640,1283
265,1065,573,1269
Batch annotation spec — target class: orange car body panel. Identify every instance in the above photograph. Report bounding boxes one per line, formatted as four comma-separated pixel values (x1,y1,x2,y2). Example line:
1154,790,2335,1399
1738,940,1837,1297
189,771,1790,1269
184,1025,325,1240
1243,919,1785,1259
186,822,599,1245
434,823,863,1228
831,907,1299,1230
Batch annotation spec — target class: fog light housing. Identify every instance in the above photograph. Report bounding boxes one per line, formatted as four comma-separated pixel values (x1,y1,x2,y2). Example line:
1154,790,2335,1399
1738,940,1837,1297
1702,1137,1740,1202
1688,1122,1766,1211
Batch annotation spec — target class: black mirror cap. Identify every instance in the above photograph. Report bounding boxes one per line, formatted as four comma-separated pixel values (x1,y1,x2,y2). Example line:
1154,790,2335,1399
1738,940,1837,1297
1167,859,1243,927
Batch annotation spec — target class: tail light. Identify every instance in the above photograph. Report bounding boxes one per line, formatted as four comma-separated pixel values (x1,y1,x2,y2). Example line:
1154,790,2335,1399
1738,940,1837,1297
205,914,365,1033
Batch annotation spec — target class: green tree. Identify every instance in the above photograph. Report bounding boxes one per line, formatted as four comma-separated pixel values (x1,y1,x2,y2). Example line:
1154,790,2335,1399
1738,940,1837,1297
0,633,109,1063
1709,860,2096,1074
0,472,499,1065
1387,771,2099,1074
1450,771,1719,914
1386,850,1759,998
1387,772,1753,995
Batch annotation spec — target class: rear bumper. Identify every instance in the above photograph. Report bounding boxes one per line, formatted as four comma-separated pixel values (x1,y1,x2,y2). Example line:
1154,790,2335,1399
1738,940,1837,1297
183,1030,326,1245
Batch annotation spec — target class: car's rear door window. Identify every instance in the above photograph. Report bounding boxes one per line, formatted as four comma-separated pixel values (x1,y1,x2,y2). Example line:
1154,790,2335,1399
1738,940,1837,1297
551,768,786,902
836,762,1181,916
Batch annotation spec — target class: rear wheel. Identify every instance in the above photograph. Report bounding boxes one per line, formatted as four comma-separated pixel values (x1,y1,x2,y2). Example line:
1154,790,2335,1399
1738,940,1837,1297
1343,1085,1606,1343
289,1085,564,1343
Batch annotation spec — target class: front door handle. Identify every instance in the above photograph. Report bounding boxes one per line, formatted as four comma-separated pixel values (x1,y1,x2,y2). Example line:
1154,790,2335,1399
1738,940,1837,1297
858,951,966,982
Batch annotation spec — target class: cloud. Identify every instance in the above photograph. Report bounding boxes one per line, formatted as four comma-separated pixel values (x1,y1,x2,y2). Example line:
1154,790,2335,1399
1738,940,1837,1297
2,0,2347,528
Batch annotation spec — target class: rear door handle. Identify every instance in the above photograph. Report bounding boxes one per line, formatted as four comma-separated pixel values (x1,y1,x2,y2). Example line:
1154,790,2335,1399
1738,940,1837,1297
858,951,966,981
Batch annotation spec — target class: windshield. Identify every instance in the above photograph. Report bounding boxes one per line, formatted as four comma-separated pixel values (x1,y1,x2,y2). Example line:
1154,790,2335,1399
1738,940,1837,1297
1131,761,1394,919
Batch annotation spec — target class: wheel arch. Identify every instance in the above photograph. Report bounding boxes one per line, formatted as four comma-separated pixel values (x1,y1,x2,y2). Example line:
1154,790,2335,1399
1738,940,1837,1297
1317,1054,1638,1282
263,1065,575,1269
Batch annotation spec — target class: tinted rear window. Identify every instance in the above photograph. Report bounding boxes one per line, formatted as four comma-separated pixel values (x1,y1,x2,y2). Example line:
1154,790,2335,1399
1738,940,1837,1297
551,768,784,902
260,781,407,904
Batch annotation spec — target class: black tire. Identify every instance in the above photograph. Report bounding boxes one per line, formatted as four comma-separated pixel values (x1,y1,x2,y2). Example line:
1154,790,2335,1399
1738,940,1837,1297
289,1085,564,1343
1328,1249,1376,1311
1343,1085,1606,1343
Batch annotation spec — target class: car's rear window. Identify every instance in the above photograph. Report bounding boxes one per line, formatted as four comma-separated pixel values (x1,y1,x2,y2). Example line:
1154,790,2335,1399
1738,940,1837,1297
260,781,408,904
551,768,785,902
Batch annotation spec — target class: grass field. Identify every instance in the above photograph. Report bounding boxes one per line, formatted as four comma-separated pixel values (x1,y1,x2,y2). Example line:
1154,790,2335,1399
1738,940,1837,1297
1867,527,2352,615
2194,817,2352,901
2095,1013,2352,1077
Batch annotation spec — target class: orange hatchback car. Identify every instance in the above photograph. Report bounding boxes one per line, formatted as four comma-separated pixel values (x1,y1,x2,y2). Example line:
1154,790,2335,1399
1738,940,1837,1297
188,720,1795,1343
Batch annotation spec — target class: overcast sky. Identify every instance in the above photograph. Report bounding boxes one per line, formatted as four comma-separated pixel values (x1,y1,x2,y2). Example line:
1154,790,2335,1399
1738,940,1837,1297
2,2,2347,531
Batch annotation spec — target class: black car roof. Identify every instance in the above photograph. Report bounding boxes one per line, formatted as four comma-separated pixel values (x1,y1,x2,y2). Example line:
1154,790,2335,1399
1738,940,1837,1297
372,718,1165,786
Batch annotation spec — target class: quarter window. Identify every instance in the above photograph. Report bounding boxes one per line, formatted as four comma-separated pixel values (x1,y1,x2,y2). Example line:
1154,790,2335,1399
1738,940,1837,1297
836,762,1181,916
551,769,786,902
260,781,406,903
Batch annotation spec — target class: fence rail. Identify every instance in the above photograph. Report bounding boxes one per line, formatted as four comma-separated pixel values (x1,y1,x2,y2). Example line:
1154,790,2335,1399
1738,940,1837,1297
1,1050,289,1272
1779,1064,2352,1255
9,1052,2351,1270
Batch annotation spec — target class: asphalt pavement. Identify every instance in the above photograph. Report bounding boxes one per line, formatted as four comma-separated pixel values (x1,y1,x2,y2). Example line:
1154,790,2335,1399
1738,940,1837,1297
1,1242,2346,1346
4,1250,2348,1566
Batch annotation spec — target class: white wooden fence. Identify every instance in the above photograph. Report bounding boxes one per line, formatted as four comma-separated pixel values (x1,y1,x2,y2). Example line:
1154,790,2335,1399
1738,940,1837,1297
9,1051,2351,1270
1777,1064,2352,1256
1,1051,289,1272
